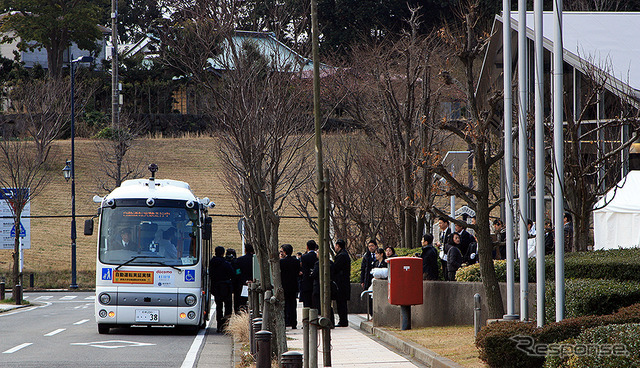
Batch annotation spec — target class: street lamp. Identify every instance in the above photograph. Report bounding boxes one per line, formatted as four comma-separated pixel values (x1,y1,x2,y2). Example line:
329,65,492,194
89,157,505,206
66,55,93,289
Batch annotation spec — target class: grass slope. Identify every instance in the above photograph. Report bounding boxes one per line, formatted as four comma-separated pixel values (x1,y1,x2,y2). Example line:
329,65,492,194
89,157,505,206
0,137,315,286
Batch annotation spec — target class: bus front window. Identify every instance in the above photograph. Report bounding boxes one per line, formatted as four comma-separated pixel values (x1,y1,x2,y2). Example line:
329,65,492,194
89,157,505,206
99,206,199,266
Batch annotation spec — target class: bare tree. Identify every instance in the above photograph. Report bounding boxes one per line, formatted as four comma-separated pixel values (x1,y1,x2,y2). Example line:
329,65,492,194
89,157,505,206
0,139,52,302
433,0,505,318
155,1,312,357
94,111,144,192
325,7,448,250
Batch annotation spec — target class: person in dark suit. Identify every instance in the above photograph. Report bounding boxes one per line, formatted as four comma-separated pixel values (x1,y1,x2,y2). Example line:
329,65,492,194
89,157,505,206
436,217,453,280
234,243,254,312
299,240,318,308
332,239,351,327
544,219,555,255
420,234,439,280
454,222,475,263
360,240,377,290
209,246,234,332
280,244,301,328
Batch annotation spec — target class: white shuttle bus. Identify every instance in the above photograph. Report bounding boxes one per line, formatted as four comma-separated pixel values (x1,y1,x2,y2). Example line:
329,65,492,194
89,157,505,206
86,164,214,334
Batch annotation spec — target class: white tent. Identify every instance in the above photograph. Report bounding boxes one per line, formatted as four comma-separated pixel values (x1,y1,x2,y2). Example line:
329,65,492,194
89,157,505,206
593,171,640,250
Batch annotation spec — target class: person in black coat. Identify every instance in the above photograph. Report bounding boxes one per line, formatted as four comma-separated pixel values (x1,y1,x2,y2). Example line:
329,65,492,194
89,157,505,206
436,217,453,280
454,223,475,263
225,248,240,313
420,233,439,280
332,239,351,327
279,244,301,328
299,240,318,308
446,233,463,281
234,243,254,312
360,240,377,289
209,246,234,332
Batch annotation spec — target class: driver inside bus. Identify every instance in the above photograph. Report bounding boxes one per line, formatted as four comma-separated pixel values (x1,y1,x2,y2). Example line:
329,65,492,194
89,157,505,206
114,228,135,251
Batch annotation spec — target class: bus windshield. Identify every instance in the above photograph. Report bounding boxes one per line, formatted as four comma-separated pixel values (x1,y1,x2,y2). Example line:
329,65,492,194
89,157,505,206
99,205,200,266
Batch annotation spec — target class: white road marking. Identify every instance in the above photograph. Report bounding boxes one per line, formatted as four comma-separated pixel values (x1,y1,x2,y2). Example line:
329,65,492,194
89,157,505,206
85,296,95,300
180,317,214,368
44,328,66,336
60,296,77,300
0,302,52,317
70,340,155,349
74,319,90,325
35,296,53,300
3,343,33,354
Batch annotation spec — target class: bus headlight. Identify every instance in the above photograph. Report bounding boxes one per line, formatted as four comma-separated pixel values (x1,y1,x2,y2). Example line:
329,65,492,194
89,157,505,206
99,293,111,305
187,311,196,319
99,309,108,318
185,294,197,306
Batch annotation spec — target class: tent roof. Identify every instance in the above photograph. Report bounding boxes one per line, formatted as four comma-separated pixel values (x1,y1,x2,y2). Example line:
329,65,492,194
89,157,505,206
594,171,640,213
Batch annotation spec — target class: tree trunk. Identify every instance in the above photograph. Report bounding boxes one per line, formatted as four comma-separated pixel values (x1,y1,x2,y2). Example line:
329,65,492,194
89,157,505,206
475,156,505,319
12,215,22,301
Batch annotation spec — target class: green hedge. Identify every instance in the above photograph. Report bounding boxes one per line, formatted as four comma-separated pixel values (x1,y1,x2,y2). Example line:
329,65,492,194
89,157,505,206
544,279,640,323
544,323,640,368
476,303,640,368
349,247,425,283
456,248,640,283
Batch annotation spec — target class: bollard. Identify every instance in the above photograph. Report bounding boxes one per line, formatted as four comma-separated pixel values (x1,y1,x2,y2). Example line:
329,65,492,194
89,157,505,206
30,273,34,288
400,305,411,330
252,318,263,355
302,307,309,368
15,284,22,305
0,281,5,300
309,309,318,368
255,330,272,368
262,290,273,328
249,310,255,355
281,351,303,368
474,293,481,337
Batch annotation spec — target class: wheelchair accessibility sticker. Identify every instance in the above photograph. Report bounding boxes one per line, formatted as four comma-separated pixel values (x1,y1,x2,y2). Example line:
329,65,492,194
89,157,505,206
184,270,195,282
102,268,113,281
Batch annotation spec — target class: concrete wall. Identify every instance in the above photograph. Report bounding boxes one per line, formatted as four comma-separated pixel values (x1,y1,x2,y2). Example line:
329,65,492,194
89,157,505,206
371,279,538,328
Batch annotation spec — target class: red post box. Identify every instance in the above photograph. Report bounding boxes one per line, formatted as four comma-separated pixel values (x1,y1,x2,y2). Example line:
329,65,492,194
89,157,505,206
387,257,423,306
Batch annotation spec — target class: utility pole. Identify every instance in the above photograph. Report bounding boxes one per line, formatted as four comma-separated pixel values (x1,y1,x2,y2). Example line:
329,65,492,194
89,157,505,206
111,0,119,128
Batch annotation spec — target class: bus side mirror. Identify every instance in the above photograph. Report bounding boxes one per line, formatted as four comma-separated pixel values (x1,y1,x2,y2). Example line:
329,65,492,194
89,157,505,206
203,217,212,240
84,219,94,236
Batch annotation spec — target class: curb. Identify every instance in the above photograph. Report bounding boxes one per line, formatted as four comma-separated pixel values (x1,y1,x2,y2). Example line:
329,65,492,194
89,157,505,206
359,320,465,368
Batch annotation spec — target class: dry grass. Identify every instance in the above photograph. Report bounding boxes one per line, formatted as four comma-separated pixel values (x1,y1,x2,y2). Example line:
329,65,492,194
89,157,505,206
0,137,316,287
392,325,486,368
225,310,251,343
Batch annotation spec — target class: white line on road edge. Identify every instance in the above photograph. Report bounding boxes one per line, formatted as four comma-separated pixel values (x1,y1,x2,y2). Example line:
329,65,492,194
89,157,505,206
180,317,214,368
74,319,90,325
3,343,33,354
44,328,66,336
0,302,52,318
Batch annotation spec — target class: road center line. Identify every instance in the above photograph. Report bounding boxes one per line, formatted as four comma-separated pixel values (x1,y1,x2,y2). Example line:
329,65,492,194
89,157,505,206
3,343,33,354
74,319,90,325
44,328,66,336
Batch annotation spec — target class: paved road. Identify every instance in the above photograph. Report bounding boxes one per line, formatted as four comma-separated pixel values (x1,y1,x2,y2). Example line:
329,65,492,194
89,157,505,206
0,291,232,368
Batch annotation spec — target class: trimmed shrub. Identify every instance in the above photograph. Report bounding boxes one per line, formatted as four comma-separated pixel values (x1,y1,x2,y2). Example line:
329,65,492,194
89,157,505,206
457,248,640,283
544,323,640,368
544,279,640,323
476,303,640,368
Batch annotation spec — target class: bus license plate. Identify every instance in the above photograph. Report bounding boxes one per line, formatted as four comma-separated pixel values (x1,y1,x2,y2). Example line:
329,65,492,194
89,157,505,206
135,309,159,322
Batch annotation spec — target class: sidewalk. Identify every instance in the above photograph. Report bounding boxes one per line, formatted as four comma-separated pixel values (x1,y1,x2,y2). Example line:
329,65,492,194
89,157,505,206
285,305,464,368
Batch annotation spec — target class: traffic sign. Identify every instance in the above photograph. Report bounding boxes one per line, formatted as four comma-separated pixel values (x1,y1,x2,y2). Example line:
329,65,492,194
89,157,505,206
0,188,30,250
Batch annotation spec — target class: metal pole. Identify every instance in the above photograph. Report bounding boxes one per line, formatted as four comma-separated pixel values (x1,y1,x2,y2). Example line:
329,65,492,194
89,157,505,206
502,0,516,319
302,307,309,368
534,0,546,327
111,0,119,128
400,305,411,330
70,58,78,289
322,169,331,367
518,0,529,322
473,293,482,337
309,309,318,368
553,0,565,322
